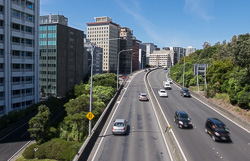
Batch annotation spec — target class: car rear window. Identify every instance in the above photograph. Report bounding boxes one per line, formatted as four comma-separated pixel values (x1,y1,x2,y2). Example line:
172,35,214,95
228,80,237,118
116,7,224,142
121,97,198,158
114,122,124,127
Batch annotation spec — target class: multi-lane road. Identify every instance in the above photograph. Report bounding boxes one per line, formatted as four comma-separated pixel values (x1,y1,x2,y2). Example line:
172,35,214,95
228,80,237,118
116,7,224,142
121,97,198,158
148,69,250,161
90,68,250,161
89,71,172,161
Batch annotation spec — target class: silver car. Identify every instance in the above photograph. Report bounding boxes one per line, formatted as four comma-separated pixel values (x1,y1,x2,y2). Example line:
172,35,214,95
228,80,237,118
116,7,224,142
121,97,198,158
112,119,128,135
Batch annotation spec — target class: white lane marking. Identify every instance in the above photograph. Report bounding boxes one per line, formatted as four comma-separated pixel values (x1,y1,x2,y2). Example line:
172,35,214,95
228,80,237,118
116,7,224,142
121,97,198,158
191,94,250,134
7,140,31,161
91,72,137,161
145,74,174,161
172,83,250,134
148,72,187,161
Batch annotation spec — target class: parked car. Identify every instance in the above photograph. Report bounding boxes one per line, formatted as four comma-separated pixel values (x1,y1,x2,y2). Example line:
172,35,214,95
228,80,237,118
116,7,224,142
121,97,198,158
112,119,128,135
158,89,168,97
139,93,149,101
180,88,191,97
174,111,193,129
163,81,172,90
167,78,173,84
205,118,231,142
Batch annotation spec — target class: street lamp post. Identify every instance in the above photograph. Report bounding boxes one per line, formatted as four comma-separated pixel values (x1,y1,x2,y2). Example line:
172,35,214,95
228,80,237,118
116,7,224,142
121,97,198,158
89,38,120,136
183,55,185,88
117,49,132,91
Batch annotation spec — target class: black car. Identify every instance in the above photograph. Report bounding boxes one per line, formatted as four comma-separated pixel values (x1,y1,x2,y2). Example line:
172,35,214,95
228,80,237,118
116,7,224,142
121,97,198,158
205,118,231,142
180,88,191,97
174,111,193,129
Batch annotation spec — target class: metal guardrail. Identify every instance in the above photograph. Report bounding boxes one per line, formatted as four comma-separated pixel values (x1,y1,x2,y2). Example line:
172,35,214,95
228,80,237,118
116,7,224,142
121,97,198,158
73,75,130,161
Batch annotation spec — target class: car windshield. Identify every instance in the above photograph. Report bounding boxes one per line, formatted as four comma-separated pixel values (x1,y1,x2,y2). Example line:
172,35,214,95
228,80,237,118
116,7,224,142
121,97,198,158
179,114,190,121
114,122,124,127
160,91,166,93
140,93,147,96
183,89,189,92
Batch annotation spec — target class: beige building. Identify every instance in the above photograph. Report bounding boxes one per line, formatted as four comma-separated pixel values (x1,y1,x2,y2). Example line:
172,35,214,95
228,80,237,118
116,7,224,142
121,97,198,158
149,50,173,67
86,17,120,73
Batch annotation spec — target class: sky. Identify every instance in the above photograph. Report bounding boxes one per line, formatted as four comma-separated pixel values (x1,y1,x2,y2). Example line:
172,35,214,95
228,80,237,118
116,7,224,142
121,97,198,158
40,0,250,49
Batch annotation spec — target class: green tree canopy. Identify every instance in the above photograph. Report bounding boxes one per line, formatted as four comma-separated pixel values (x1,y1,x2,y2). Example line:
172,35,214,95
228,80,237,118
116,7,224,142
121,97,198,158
28,105,51,144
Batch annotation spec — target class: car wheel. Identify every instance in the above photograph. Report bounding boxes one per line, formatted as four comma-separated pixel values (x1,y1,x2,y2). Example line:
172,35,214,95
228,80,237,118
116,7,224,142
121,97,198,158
212,135,216,142
205,128,208,133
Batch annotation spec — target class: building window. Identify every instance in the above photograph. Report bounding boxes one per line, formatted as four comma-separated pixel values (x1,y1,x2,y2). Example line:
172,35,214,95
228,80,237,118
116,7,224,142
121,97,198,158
40,26,47,31
26,1,33,9
11,9,20,18
48,25,56,30
48,33,56,38
39,41,47,46
48,41,56,45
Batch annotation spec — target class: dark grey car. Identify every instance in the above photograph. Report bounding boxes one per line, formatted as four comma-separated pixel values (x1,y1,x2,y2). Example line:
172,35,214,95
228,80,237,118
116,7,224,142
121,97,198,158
180,88,191,97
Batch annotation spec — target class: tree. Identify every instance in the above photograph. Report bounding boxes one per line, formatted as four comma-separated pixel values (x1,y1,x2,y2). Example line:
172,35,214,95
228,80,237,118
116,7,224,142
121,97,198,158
234,34,250,78
203,42,211,49
28,105,51,144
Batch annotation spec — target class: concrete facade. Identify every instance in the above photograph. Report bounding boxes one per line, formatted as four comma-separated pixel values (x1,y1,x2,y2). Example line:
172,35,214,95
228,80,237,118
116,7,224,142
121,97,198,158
0,0,40,115
86,16,120,73
40,15,85,97
149,50,172,67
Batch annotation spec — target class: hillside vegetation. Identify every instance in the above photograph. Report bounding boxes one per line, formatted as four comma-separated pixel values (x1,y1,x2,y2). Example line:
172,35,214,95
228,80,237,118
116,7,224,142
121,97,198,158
170,33,250,110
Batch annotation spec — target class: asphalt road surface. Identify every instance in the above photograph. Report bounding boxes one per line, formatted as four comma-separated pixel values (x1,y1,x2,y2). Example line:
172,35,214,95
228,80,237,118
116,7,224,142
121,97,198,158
89,71,172,161
148,69,250,161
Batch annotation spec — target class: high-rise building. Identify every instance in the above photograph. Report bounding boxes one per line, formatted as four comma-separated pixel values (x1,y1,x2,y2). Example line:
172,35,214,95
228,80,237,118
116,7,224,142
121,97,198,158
186,46,196,56
139,44,147,69
0,0,40,115
164,47,185,65
142,43,154,65
39,15,85,97
86,17,120,73
132,38,140,72
119,27,133,74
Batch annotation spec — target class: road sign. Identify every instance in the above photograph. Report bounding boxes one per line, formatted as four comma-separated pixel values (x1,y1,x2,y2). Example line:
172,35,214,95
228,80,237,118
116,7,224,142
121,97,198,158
86,112,95,120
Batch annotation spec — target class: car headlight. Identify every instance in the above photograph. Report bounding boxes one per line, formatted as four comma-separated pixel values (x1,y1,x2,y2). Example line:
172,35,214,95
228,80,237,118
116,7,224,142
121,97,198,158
179,121,183,125
214,132,220,136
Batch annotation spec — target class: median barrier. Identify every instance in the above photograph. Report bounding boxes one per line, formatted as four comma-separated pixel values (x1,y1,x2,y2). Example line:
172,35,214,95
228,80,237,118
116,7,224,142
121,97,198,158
145,68,185,161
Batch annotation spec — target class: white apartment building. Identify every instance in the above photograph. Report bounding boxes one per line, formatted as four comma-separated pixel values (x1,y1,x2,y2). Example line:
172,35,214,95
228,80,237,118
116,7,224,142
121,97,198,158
149,50,172,67
0,0,40,115
186,46,196,56
86,16,120,73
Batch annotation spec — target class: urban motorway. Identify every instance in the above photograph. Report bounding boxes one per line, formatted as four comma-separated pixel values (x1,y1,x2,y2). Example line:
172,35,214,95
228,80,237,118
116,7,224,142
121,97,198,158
148,69,250,161
88,70,172,161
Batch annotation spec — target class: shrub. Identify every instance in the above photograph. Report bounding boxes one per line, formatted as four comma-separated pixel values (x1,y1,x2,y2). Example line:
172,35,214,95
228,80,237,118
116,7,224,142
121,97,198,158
237,91,250,109
23,143,37,159
35,138,81,161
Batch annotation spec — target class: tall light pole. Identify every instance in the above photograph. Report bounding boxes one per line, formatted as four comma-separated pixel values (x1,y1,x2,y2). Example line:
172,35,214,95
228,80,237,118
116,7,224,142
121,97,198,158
117,49,132,91
89,38,120,136
183,54,185,88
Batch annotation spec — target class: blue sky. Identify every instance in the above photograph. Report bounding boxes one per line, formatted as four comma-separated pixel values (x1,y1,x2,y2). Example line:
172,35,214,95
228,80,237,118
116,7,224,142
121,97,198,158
41,0,250,49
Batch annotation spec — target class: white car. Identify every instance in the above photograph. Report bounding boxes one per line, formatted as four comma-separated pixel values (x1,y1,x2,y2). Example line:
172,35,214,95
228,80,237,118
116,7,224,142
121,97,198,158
167,78,173,84
158,89,168,97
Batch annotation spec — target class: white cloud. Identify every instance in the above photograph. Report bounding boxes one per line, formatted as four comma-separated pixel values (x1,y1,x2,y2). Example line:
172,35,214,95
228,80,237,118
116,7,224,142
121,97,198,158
184,0,214,20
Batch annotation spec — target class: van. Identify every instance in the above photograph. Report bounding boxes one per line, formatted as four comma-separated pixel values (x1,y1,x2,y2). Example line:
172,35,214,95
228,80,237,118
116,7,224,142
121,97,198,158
163,81,171,90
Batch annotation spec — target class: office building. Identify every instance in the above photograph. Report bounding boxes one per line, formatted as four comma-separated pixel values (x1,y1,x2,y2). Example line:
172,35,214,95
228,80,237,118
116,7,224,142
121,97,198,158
86,16,120,73
39,15,85,97
132,38,140,72
142,43,154,65
139,43,146,69
119,27,133,74
84,38,103,75
149,50,172,67
0,0,39,115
